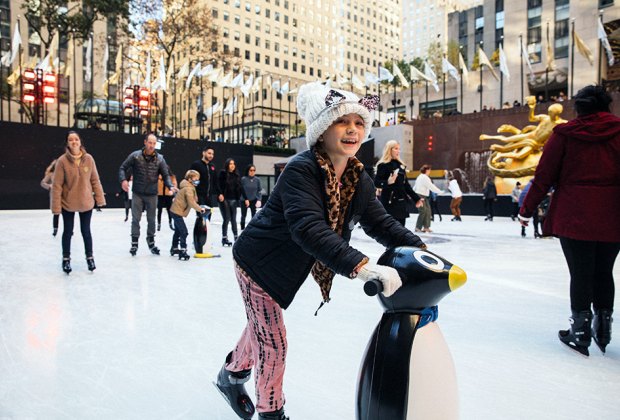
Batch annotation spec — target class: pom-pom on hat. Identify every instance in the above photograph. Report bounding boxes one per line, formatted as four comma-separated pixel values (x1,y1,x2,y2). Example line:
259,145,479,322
296,81,378,148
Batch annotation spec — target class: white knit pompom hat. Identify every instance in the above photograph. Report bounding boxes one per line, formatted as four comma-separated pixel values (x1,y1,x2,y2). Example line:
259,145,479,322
296,81,375,149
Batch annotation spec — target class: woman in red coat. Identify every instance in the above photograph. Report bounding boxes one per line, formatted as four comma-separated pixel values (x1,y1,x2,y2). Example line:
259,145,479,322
519,85,620,356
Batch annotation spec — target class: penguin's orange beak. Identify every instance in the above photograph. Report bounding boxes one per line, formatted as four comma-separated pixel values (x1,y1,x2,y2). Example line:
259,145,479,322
448,264,467,291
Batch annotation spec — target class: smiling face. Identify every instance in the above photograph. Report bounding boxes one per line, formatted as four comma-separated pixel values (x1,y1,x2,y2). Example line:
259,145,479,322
66,132,82,155
320,113,365,161
227,160,236,172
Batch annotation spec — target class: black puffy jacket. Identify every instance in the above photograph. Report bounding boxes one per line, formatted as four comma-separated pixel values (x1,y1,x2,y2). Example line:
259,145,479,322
375,160,420,220
233,149,425,309
119,149,173,196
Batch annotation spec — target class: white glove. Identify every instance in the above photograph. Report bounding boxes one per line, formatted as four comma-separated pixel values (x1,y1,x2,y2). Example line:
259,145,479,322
357,263,403,297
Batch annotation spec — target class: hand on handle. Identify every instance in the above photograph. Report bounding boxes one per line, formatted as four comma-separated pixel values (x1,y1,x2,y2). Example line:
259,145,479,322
357,263,402,297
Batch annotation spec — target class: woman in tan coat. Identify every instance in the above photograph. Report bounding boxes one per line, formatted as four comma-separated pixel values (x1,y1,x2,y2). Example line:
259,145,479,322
52,131,106,274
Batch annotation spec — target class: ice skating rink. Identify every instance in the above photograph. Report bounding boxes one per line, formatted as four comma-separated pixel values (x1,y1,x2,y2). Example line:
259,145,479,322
1,208,619,420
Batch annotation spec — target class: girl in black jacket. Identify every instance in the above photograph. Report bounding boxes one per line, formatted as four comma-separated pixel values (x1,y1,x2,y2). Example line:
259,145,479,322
214,82,426,420
218,158,242,246
375,140,422,226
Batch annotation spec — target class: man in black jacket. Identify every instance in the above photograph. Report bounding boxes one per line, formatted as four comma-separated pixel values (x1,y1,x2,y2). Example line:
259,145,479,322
119,134,177,255
189,146,221,209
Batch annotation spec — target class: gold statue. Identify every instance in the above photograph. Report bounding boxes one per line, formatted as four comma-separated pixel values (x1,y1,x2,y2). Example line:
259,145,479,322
480,96,567,177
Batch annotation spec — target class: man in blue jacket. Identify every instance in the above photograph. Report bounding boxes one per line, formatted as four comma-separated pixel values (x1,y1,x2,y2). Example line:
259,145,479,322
119,133,177,255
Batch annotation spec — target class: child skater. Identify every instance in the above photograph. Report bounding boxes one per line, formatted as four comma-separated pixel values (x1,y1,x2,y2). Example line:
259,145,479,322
215,81,427,420
169,170,205,260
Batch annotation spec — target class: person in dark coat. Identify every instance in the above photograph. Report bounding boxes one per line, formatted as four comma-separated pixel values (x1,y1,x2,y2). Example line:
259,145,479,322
218,158,242,246
214,82,426,420
119,134,177,255
374,140,422,226
240,164,262,230
520,85,620,356
189,146,220,208
482,176,497,221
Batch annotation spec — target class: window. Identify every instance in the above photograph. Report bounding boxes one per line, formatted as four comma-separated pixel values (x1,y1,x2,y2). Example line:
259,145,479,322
234,15,240,24
234,47,240,57
265,8,270,18
212,8,219,18
245,50,250,59
255,36,260,46
245,34,251,43
223,11,229,21
245,2,251,11
554,0,570,58
275,57,280,67
255,52,260,62
234,31,240,41
245,18,251,28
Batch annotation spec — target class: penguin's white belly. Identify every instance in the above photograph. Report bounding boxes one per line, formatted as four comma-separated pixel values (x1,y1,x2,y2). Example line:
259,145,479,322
407,322,459,420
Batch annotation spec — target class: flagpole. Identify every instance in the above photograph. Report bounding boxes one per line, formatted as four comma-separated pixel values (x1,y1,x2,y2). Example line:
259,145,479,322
90,32,94,119
479,41,483,112
545,21,550,102
499,37,504,109
570,19,575,98
459,46,464,114
393,78,397,123
598,11,603,85
519,34,524,105
287,79,291,147
442,55,446,116
200,71,204,139
18,18,23,123
425,80,428,118
56,28,61,127
279,77,283,131
106,37,110,131
409,81,413,120
72,31,77,127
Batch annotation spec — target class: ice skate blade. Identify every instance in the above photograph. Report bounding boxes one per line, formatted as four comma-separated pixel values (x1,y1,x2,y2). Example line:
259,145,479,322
593,339,608,354
559,335,590,357
213,381,255,419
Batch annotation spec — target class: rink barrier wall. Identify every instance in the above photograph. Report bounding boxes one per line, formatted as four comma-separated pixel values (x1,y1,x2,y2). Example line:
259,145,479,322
0,122,254,210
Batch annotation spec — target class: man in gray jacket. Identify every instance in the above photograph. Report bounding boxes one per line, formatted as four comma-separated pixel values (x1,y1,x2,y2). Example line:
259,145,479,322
119,133,177,255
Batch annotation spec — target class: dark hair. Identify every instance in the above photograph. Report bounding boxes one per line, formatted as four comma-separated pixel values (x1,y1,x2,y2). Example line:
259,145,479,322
420,164,431,174
245,164,256,176
574,85,612,116
66,130,86,153
225,158,236,173
202,146,214,152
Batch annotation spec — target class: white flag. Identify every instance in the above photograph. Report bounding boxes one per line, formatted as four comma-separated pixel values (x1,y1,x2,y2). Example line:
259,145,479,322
64,39,74,77
209,67,223,83
410,65,431,82
279,81,289,95
271,79,280,92
185,62,201,89
251,76,262,93
598,17,615,66
392,61,410,87
177,60,189,80
423,61,439,92
459,52,469,85
364,71,379,86
144,52,152,89
158,55,167,92
199,64,214,77
442,57,460,81
378,66,394,82
574,30,594,66
520,38,535,81
219,71,233,87
351,75,365,91
206,102,221,118
230,73,244,88
3,23,22,67
240,74,254,97
499,44,510,81
478,46,499,81
84,36,92,82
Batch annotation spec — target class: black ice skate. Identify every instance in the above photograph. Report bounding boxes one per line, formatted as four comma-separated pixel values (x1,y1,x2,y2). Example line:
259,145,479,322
592,309,613,353
62,257,72,274
222,237,233,247
178,249,190,261
258,408,290,420
559,310,592,356
130,237,138,256
86,256,96,272
147,237,160,255
170,247,180,257
215,352,255,419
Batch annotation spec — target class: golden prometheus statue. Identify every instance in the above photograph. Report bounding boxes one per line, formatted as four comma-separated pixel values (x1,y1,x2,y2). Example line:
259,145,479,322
480,96,567,179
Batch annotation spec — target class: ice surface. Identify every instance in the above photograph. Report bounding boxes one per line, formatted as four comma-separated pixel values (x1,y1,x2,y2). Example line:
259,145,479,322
0,209,618,419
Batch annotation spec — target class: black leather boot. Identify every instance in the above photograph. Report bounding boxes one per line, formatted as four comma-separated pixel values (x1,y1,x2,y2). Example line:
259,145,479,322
62,257,72,274
592,309,613,353
559,310,592,356
215,352,255,419
86,255,96,272
259,408,290,420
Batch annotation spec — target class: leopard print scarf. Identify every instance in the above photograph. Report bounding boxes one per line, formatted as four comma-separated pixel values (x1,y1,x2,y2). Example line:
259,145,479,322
311,144,365,304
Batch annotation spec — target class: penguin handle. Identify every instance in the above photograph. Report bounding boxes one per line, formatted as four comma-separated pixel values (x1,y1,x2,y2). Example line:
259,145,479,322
363,279,383,296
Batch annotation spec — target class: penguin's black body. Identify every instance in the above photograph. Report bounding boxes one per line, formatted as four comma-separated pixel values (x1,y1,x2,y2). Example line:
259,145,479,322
356,246,467,420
